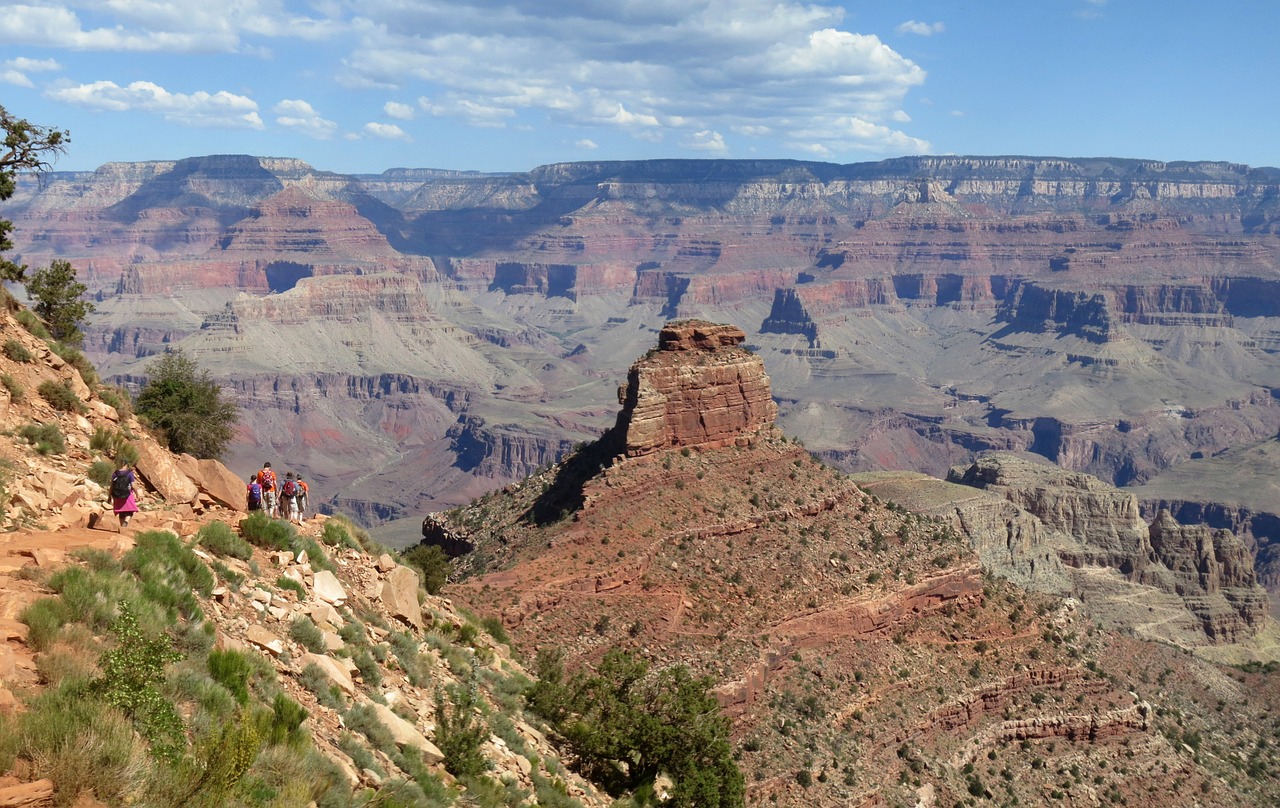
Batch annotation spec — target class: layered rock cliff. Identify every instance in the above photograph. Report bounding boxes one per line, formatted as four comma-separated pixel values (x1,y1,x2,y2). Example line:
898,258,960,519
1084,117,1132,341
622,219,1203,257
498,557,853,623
947,454,1269,644
608,321,778,457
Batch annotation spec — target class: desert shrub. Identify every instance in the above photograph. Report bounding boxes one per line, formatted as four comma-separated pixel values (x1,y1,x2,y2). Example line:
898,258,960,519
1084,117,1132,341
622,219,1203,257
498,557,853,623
87,459,114,488
239,511,293,551
46,564,153,636
353,649,383,689
300,664,347,712
207,649,254,706
0,373,22,400
289,617,327,654
528,647,744,808
49,341,97,386
91,603,185,758
135,348,238,459
19,685,148,805
211,560,244,588
196,520,253,560
338,619,367,647
277,575,307,599
321,520,355,548
435,682,488,778
20,597,65,652
480,616,510,646
262,692,309,748
344,703,396,753
294,535,334,573
17,421,65,455
402,543,450,595
37,379,83,413
2,338,32,363
97,384,132,417
123,530,214,620
14,308,50,339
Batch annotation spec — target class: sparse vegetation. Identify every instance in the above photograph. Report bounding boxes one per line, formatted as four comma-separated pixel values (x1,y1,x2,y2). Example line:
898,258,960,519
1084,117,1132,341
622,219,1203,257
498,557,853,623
37,379,83,413
2,338,32,363
17,421,65,455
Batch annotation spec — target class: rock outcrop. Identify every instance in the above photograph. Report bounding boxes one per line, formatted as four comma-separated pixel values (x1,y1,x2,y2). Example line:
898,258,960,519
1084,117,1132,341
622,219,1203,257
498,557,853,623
948,454,1270,643
609,320,778,457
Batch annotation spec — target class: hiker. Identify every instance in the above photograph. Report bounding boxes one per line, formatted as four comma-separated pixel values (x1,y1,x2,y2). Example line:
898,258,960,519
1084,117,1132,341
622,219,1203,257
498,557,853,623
280,472,300,522
109,461,138,530
246,476,263,511
256,462,278,517
296,476,309,522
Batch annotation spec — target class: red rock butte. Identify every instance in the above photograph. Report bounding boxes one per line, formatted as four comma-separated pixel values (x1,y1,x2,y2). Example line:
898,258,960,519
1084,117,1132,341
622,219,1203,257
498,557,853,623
612,320,778,457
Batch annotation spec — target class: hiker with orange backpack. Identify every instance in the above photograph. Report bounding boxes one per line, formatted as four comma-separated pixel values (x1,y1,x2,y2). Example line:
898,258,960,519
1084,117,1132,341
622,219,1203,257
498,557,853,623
256,462,278,517
296,476,309,522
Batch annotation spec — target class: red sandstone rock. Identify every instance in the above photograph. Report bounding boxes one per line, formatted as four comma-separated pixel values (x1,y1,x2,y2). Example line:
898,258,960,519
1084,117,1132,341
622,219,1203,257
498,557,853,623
612,320,778,457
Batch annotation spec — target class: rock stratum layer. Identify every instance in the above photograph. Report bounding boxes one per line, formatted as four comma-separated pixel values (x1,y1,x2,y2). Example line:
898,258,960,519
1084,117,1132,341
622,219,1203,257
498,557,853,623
611,320,777,457
8,154,1280,559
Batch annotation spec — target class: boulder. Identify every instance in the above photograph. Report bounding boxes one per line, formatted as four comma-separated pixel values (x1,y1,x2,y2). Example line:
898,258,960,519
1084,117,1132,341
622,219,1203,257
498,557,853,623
245,625,284,656
174,454,248,511
134,436,199,504
313,570,347,606
379,566,423,629
366,701,445,764
300,652,356,695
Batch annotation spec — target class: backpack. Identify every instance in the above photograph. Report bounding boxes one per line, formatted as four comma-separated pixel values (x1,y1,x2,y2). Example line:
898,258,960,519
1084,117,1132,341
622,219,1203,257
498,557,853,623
281,479,297,498
110,471,132,500
258,468,276,491
247,482,262,507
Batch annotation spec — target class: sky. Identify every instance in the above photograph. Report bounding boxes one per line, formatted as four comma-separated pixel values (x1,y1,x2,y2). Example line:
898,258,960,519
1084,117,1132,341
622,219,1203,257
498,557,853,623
2,1,1278,175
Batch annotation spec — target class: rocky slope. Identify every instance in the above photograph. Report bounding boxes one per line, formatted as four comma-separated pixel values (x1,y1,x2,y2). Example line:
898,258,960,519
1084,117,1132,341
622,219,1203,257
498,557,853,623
438,323,1280,807
0,298,614,806
8,154,1280,556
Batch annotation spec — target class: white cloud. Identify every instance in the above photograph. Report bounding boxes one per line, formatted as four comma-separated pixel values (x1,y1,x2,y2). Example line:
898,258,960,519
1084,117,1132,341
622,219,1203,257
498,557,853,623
384,101,415,120
338,0,930,158
896,20,945,36
576,139,598,149
48,80,264,128
891,110,911,123
682,130,727,153
363,121,411,141
274,99,338,138
1,71,34,88
6,56,61,72
0,1,339,53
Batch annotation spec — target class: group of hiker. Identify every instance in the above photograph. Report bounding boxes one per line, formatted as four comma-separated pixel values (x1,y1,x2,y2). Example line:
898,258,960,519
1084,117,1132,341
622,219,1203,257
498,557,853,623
247,461,309,522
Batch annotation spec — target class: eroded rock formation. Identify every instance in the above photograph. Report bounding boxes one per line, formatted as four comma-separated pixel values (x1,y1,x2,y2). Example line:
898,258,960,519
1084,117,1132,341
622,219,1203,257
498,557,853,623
610,320,778,457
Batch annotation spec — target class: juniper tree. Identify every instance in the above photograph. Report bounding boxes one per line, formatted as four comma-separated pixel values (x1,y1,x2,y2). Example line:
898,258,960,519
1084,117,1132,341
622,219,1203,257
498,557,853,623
1,105,69,282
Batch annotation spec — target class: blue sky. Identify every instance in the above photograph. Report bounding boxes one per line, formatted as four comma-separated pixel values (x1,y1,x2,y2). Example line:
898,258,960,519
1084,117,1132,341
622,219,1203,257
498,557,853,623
2,1,1277,174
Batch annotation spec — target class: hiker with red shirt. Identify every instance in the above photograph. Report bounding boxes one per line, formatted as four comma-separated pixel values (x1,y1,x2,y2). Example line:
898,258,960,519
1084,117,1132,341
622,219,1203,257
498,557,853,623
281,472,300,522
256,462,278,517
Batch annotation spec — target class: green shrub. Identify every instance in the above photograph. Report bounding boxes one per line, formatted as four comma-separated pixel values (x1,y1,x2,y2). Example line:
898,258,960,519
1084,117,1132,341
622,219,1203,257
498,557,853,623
88,459,114,488
89,425,140,465
402,543,450,595
300,664,347,712
435,683,488,778
37,379,83,413
277,576,307,600
2,339,33,363
529,647,744,807
20,597,65,652
239,511,294,551
353,650,382,689
344,703,396,753
0,373,22,400
123,530,214,621
481,616,510,646
321,520,353,548
197,520,253,560
97,385,133,418
91,602,185,758
294,536,334,573
289,617,327,654
207,649,253,706
135,348,238,459
17,421,65,455
14,308,50,339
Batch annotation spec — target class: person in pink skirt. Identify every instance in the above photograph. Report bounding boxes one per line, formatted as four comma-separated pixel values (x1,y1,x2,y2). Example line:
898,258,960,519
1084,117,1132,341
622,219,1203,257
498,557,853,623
109,461,139,530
